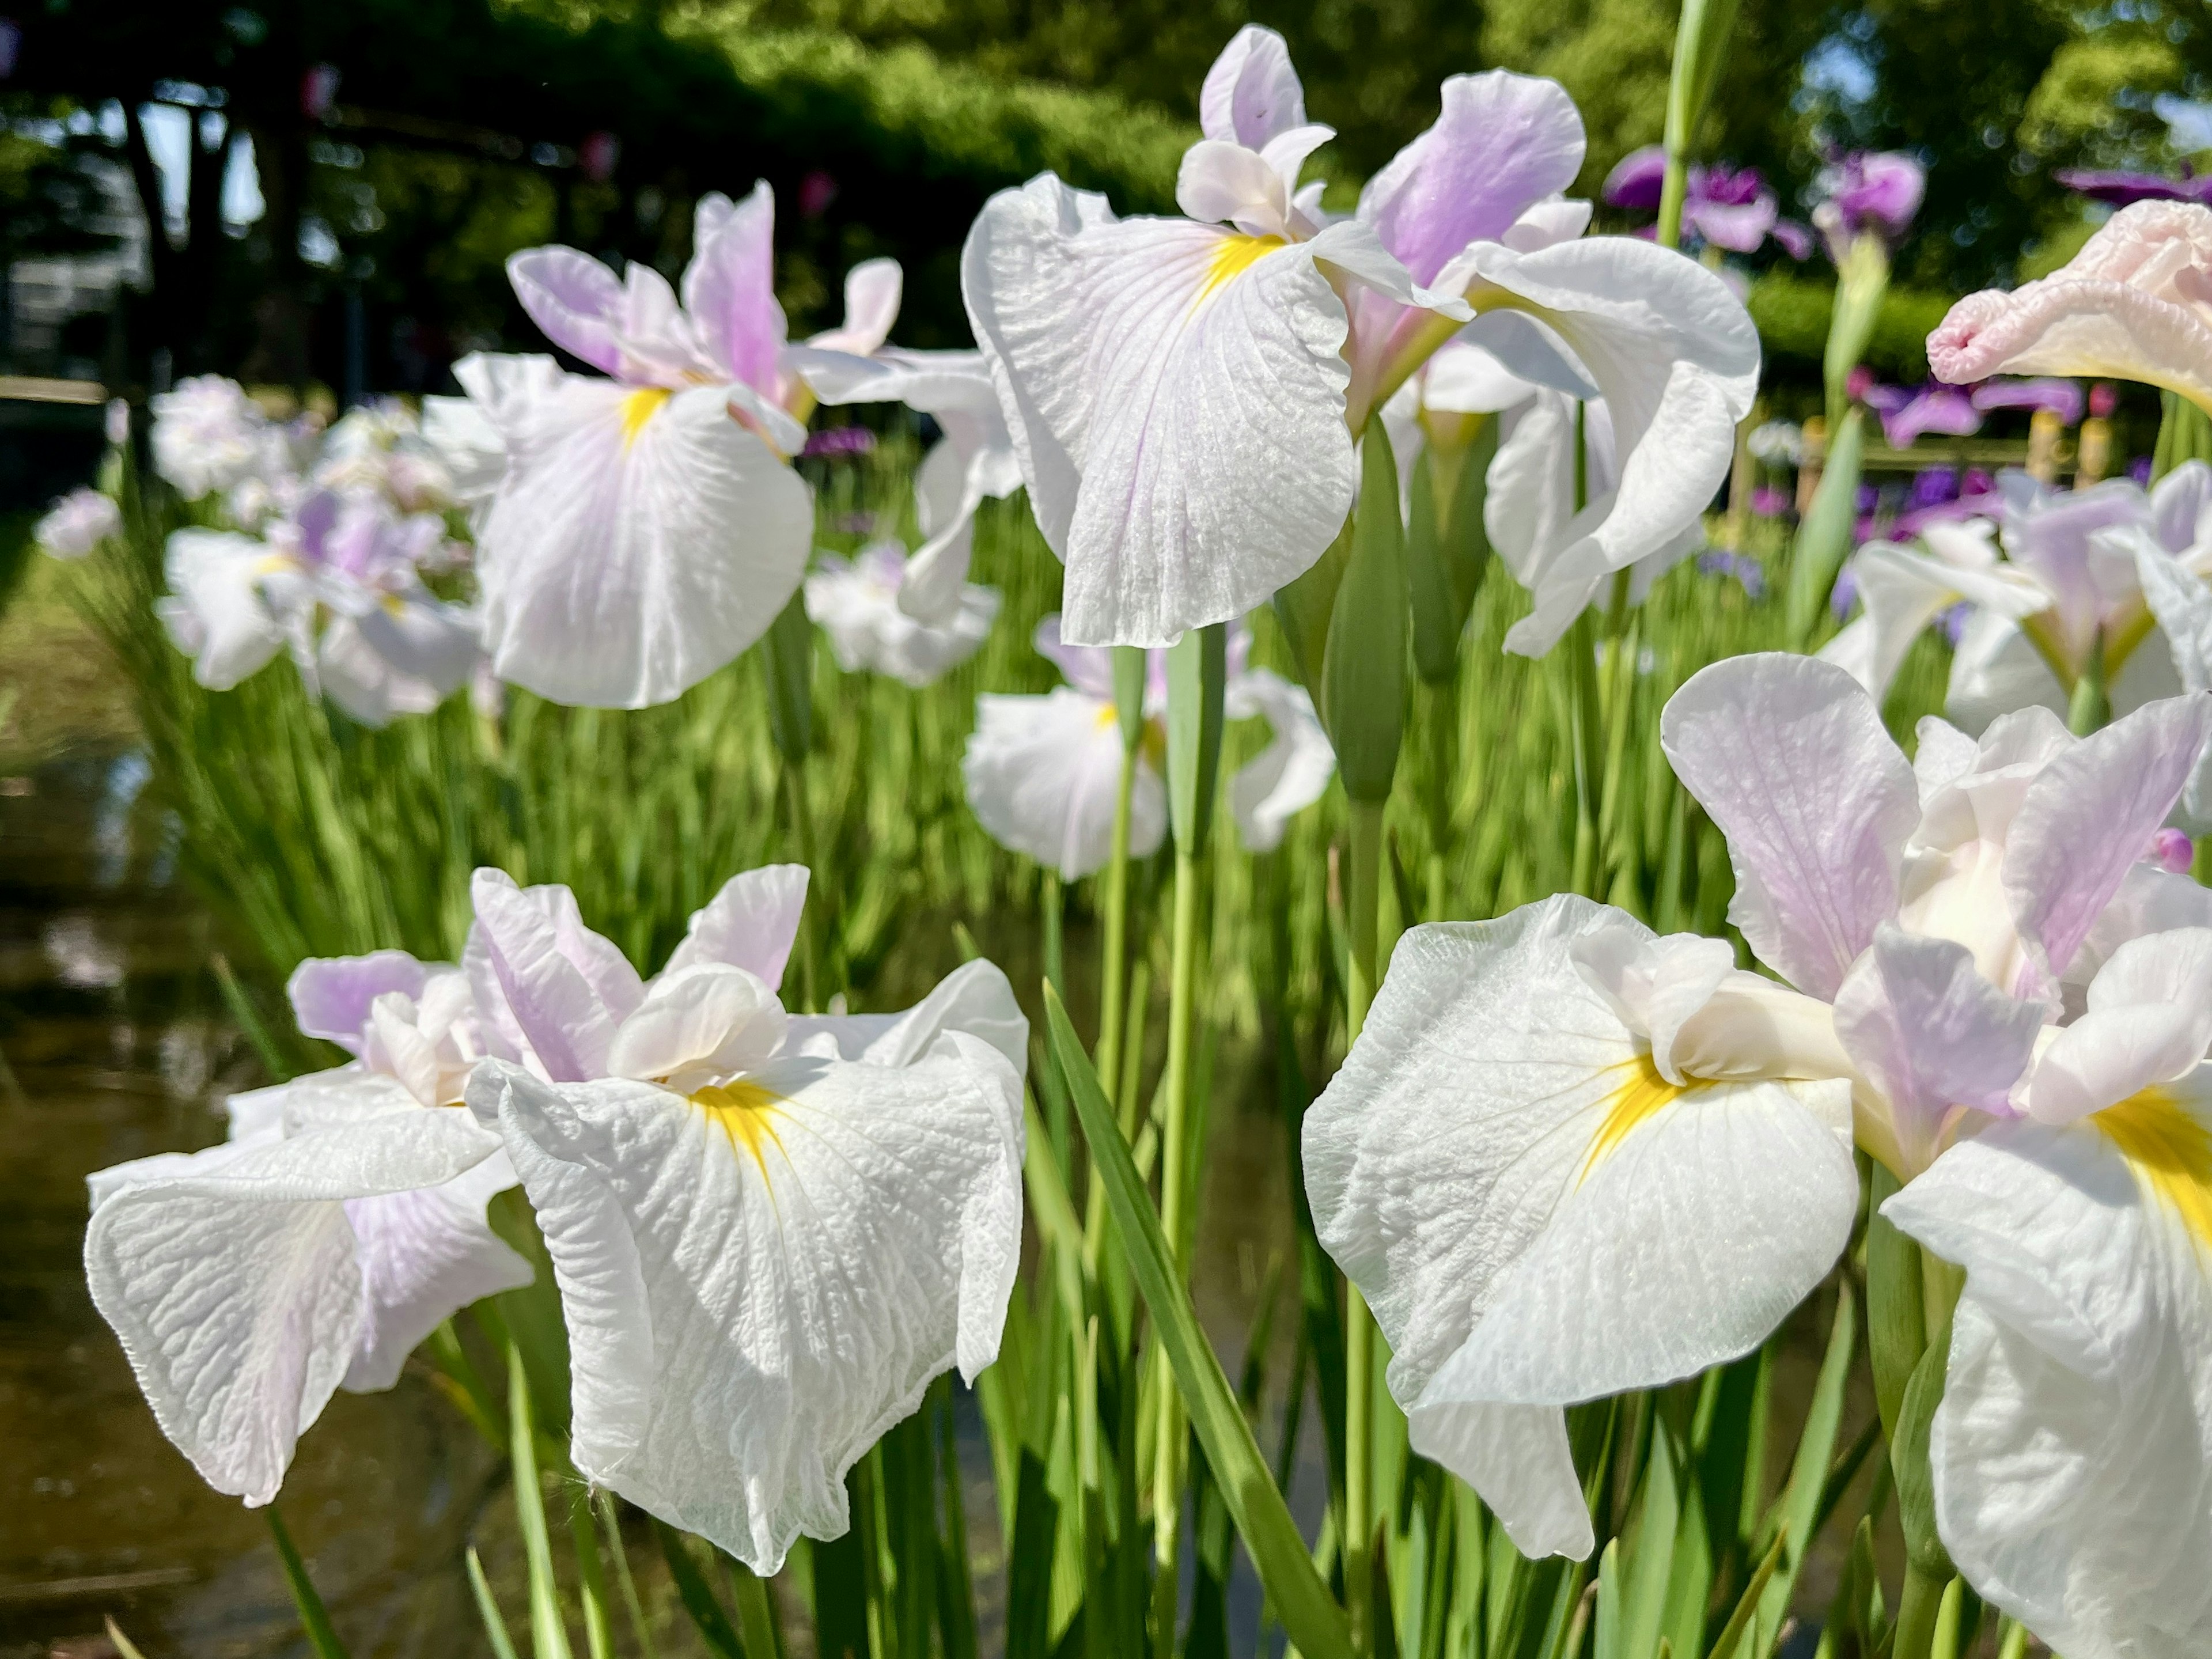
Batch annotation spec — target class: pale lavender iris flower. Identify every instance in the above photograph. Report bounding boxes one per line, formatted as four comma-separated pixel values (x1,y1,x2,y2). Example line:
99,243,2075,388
82,949,528,1508
963,24,1758,646
460,187,903,707
461,865,1028,1573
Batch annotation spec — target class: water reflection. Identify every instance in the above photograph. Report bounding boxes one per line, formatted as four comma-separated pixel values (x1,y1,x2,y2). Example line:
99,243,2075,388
0,752,502,1657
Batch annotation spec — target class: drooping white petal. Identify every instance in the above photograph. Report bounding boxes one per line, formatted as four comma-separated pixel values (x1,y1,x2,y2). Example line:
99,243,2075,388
961,688,1168,879
2028,927,2212,1122
963,174,1357,646
341,1161,532,1391
1304,896,1857,1560
1883,1092,2212,1658
1446,238,1756,656
1225,667,1335,851
475,1036,1024,1573
83,1089,510,1503
661,865,810,990
1662,654,1919,999
474,374,813,708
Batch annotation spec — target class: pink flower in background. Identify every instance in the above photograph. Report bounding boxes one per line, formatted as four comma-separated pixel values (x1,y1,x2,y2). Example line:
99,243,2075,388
798,169,839,218
579,131,620,184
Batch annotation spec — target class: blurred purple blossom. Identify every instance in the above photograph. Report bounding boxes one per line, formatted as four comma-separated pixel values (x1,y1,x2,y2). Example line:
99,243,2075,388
1908,466,1959,510
1813,150,1925,264
2153,827,2198,873
1831,565,1859,620
1937,601,1972,646
1752,484,1789,517
1600,146,1810,257
1862,381,1982,448
1971,377,2084,424
804,425,876,459
2130,456,2155,485
798,170,839,218
1698,550,1768,599
2055,166,2212,208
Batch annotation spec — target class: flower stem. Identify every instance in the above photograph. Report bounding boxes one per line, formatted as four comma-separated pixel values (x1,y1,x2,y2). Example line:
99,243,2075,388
1097,738,1139,1100
2069,630,2111,736
1152,835,1207,1657
1892,1565,1955,1659
779,757,821,1012
1343,798,1387,1658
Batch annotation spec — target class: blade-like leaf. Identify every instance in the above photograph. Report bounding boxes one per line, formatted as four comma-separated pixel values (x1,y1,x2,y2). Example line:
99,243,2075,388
654,1522,745,1659
1047,983,1354,1659
509,1340,574,1659
265,1508,352,1659
469,1547,525,1659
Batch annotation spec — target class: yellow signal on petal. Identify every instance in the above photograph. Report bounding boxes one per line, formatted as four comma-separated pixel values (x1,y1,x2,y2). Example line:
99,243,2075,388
2099,1087,2212,1252
620,387,671,450
1578,1053,1685,1185
692,1080,786,1178
1196,234,1286,306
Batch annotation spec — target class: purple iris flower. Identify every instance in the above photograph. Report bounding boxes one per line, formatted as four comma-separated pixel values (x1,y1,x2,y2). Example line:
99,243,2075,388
1601,145,1812,258
1969,377,2085,425
1908,466,1959,510
1861,380,1983,449
1813,150,1925,264
802,425,877,459
1698,549,1768,599
2055,166,2212,209
1830,565,1859,620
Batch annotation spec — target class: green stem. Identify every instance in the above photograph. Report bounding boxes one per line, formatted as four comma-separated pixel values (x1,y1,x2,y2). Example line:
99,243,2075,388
1343,799,1387,1659
1421,679,1455,920
1892,1566,1954,1659
1097,738,1139,1100
780,758,821,1012
1568,612,1604,899
1153,837,1208,1658
2069,630,2111,736
1656,153,1690,250
1083,740,1141,1274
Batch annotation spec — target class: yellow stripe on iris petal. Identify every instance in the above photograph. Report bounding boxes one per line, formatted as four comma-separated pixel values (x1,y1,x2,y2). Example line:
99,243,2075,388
692,1080,786,1178
2098,1087,2212,1252
619,387,671,450
1196,234,1286,306
1577,1053,1685,1186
